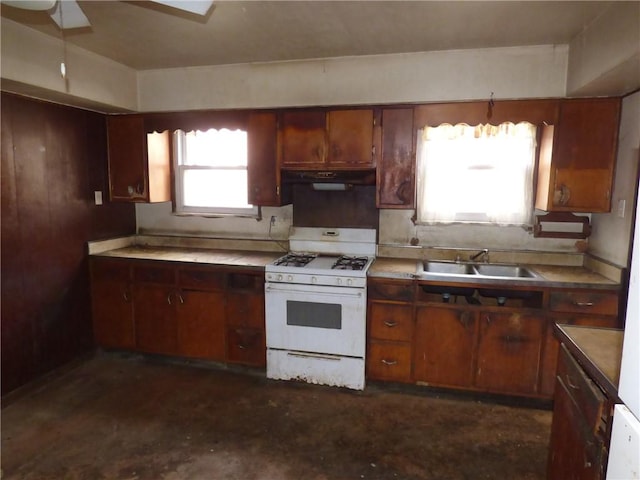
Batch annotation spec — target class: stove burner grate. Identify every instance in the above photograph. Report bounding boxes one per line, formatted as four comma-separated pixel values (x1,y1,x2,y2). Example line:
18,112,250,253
332,256,369,271
273,253,317,268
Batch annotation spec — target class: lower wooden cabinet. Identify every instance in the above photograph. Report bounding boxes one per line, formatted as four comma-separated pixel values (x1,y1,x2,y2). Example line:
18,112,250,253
547,344,608,479
90,257,266,367
414,306,477,388
475,311,545,395
367,278,414,383
90,258,135,350
176,290,226,361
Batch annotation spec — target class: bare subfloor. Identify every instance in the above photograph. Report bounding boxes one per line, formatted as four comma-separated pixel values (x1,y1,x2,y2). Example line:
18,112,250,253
2,352,552,480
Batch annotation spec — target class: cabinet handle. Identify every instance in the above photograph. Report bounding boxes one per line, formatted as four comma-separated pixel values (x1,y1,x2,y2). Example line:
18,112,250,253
572,301,594,307
381,359,398,366
122,290,130,302
383,320,398,327
177,293,184,304
238,344,246,350
559,184,571,205
565,374,580,390
167,293,172,305
485,315,492,324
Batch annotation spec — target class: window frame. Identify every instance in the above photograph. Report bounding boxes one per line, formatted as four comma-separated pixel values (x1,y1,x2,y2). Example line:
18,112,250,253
172,128,259,218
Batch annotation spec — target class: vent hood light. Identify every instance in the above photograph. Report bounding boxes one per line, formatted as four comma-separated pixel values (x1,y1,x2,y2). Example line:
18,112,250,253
311,183,351,191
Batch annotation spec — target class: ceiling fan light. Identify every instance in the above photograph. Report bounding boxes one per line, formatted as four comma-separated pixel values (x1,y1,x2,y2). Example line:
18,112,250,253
50,0,90,29
151,0,215,16
1,0,56,11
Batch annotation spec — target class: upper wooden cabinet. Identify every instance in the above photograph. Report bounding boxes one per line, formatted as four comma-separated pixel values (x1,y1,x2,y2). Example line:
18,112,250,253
280,109,376,169
535,98,621,212
247,112,290,206
106,115,171,203
377,108,415,208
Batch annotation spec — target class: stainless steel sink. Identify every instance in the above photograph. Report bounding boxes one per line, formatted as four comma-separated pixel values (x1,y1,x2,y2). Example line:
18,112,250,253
472,264,538,278
420,261,539,279
422,261,475,275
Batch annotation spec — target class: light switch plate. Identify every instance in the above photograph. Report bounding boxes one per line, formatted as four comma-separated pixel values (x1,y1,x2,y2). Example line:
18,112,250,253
94,191,103,205
617,199,626,219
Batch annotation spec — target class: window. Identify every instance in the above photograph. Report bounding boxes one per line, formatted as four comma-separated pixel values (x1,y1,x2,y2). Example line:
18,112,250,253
173,128,258,216
416,122,537,226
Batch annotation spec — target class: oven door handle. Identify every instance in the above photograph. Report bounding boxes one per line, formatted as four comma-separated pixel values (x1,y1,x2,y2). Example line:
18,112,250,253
287,351,342,361
265,285,363,299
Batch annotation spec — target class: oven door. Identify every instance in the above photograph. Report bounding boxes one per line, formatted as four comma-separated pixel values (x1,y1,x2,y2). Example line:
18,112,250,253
265,282,366,357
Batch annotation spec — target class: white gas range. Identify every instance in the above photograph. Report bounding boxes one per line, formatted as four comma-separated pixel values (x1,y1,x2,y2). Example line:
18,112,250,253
264,227,376,390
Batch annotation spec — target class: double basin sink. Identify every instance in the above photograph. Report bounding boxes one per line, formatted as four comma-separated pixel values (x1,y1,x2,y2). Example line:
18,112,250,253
421,261,539,279
418,261,541,302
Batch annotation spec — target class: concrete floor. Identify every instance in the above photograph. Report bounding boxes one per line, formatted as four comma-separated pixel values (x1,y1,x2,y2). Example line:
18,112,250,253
2,352,552,480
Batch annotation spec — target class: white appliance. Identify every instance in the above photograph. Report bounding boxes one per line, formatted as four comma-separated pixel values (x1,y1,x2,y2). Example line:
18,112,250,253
265,227,376,390
607,190,640,479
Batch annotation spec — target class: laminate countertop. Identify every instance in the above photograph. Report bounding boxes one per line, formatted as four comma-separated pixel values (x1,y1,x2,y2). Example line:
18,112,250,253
554,324,624,399
93,245,282,268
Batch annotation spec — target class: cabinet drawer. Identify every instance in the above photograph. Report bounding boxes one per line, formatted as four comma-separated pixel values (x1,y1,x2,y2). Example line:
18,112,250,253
368,280,414,302
227,292,264,328
178,267,226,291
367,341,412,382
91,258,130,281
549,291,618,316
228,271,263,292
369,303,413,341
558,344,607,435
134,264,175,284
226,327,266,367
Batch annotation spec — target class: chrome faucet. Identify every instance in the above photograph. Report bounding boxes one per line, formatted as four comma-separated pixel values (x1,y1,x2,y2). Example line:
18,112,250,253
470,248,490,263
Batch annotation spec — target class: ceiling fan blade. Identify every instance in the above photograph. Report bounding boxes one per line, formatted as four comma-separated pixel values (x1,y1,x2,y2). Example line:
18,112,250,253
1,0,56,10
50,0,90,29
150,0,214,16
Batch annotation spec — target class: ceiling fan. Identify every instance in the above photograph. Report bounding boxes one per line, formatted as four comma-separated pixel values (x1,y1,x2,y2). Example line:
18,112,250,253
1,0,215,30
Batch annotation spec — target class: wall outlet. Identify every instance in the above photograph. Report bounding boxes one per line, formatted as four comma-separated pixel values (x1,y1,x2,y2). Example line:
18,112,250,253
617,199,626,218
94,191,103,205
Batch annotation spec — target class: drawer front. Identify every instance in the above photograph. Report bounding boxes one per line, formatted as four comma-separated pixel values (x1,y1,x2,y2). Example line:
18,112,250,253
178,267,226,291
226,327,266,367
91,258,130,281
367,341,412,382
134,264,175,284
549,291,618,316
369,303,413,341
558,344,607,434
227,292,265,328
368,280,414,302
228,271,264,292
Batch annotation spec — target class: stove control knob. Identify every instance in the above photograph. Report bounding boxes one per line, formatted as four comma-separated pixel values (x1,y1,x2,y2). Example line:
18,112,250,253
347,278,353,286
287,275,293,282
277,274,283,281
337,278,343,285
311,277,317,284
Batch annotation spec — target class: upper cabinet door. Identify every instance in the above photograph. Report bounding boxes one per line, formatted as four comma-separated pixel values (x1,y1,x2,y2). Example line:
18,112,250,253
247,112,290,206
326,109,375,168
106,115,170,203
536,98,621,213
280,110,327,168
377,108,415,208
280,108,375,169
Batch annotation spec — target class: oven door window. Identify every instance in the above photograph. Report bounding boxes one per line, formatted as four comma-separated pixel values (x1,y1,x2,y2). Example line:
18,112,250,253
286,301,342,330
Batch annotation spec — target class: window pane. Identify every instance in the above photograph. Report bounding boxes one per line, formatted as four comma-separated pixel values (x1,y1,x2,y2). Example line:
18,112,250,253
183,129,247,167
183,169,251,209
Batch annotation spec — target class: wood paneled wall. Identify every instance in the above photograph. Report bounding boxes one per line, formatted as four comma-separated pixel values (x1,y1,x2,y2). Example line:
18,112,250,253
1,93,136,394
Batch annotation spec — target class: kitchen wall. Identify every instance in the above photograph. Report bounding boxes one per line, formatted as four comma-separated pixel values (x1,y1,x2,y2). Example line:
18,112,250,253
1,93,136,394
590,91,640,268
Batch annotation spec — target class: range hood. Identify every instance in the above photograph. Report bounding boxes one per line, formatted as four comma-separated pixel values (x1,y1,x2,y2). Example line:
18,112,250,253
282,169,376,188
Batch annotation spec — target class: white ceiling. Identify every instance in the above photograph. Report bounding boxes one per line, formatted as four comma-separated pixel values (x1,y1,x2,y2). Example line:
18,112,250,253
0,1,619,71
